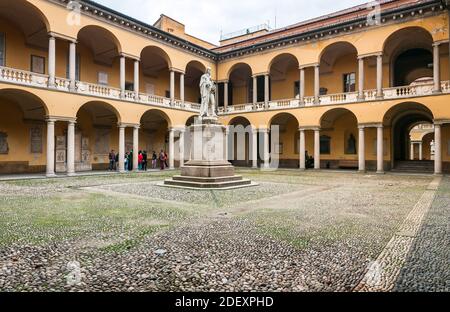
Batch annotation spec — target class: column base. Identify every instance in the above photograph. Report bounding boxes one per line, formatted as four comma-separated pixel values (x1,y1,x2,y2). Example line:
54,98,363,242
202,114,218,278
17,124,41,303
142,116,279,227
376,170,385,175
46,173,56,178
299,168,306,171
434,172,443,176
67,172,76,177
432,90,442,95
375,95,384,100
358,169,366,174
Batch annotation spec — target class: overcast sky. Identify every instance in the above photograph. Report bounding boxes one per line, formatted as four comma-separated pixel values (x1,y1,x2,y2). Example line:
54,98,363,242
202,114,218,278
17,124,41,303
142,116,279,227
96,0,369,45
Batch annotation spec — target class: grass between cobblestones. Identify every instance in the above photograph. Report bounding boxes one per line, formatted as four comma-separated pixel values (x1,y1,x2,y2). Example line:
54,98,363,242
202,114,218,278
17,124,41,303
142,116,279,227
0,169,446,292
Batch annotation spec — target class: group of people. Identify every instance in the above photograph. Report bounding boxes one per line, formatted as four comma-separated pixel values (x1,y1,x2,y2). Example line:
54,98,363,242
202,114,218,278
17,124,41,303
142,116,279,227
108,149,170,171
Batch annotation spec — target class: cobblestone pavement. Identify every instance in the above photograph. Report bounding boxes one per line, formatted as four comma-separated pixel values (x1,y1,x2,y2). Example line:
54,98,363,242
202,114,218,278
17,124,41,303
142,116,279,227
0,170,447,292
393,177,450,292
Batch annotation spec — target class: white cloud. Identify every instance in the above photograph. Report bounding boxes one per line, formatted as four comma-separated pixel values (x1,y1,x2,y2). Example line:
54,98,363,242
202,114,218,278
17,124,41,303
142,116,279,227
96,0,369,45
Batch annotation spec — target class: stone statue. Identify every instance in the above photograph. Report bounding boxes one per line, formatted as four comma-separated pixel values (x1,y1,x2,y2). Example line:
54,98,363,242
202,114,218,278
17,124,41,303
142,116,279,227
199,67,217,118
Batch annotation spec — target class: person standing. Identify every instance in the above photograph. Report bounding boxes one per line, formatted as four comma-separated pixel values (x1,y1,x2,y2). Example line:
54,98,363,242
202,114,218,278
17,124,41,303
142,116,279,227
164,151,169,169
124,152,129,172
128,149,133,171
108,150,116,171
142,151,148,171
159,149,165,170
152,151,157,169
138,151,143,171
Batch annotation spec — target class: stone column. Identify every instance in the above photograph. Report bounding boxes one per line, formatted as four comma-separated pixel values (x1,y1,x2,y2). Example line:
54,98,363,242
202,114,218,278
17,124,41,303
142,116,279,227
224,81,229,111
314,65,320,104
377,125,384,174
180,73,185,104
358,126,365,172
419,142,423,161
224,127,230,161
179,129,185,167
299,129,306,170
46,119,56,177
434,123,442,175
410,142,415,160
69,41,77,91
252,127,258,168
262,129,270,169
299,68,305,104
253,76,258,104
134,60,140,100
120,56,126,97
170,70,175,104
433,43,441,94
376,54,383,99
358,56,365,100
264,74,270,109
118,125,125,173
169,128,175,169
133,125,139,171
48,36,56,87
314,129,320,169
67,120,76,176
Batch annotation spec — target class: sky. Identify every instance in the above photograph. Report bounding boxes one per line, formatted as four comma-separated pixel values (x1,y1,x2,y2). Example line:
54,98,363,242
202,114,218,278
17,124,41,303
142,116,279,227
95,0,369,45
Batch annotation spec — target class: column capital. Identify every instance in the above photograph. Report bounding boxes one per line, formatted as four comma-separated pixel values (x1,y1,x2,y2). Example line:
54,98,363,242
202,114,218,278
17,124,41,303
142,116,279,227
299,62,319,69
169,67,185,74
117,122,139,128
45,116,77,123
120,53,140,61
258,127,270,133
434,119,450,125
299,126,320,131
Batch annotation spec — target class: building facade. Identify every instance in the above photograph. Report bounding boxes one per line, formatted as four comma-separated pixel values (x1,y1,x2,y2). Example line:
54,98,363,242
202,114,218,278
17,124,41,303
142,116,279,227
1,0,450,176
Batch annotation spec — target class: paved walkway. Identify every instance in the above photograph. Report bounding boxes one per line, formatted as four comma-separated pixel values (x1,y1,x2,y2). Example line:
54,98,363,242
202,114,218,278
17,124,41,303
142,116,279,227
0,169,174,181
355,177,442,292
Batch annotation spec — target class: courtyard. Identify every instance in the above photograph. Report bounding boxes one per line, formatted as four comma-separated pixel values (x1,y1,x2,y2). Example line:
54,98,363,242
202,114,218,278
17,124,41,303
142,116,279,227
0,170,448,292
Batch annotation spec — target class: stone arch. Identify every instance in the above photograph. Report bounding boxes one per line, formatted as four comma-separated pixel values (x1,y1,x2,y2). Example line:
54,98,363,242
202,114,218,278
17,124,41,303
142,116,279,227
0,88,49,174
320,108,359,161
0,88,49,117
383,102,434,166
320,107,359,128
227,63,253,80
268,54,300,100
267,53,300,73
185,61,206,104
319,42,358,94
318,41,359,64
77,25,123,66
0,0,51,50
227,63,253,105
140,45,173,70
382,27,434,87
76,101,122,124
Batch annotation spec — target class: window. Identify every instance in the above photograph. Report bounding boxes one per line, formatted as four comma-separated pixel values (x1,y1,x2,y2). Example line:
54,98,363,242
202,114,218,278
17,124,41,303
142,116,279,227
66,52,80,80
0,33,5,67
343,73,356,92
125,82,134,91
98,72,108,85
320,135,331,154
31,55,45,74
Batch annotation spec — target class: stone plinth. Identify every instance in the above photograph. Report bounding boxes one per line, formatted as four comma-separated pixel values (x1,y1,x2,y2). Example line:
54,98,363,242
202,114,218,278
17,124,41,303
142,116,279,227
164,118,253,189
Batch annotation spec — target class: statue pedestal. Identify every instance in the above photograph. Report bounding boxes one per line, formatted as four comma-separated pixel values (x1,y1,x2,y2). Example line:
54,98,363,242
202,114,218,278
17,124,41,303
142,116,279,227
164,118,253,189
